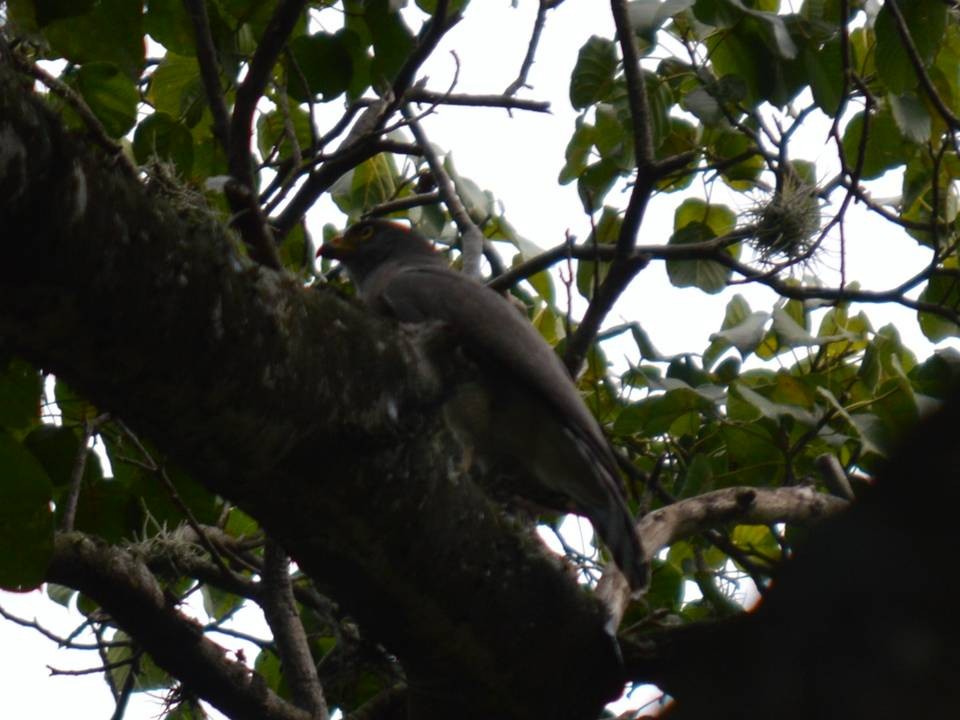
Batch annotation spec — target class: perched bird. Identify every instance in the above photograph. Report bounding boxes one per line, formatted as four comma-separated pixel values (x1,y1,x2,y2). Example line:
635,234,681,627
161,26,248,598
319,219,648,591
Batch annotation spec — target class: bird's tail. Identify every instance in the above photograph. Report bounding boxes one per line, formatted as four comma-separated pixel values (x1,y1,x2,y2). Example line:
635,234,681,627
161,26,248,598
589,484,649,593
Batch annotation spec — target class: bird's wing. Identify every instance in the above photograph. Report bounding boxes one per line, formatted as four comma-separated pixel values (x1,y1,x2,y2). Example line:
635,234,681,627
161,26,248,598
376,264,618,472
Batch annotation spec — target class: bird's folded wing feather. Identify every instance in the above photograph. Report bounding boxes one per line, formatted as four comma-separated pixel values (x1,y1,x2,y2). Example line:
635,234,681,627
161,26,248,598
377,264,619,475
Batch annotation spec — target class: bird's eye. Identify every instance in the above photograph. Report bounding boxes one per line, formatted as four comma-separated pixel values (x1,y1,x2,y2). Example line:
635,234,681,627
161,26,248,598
359,225,374,240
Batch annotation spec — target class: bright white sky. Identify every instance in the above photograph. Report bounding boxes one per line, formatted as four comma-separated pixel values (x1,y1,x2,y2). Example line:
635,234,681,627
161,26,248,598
1,1,954,718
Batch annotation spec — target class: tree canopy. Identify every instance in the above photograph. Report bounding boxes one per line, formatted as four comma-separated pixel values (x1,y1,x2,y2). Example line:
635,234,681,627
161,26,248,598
1,1,959,718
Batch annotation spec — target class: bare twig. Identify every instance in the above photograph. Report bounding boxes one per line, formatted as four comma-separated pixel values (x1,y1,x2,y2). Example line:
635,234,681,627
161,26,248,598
407,89,550,113
365,191,441,217
504,0,557,96
401,106,485,277
0,604,128,650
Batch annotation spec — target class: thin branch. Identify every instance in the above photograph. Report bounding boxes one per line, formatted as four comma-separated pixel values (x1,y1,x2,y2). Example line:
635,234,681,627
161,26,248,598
60,416,95,532
390,0,458,101
0,604,128,650
504,0,554,96
272,2,462,241
48,658,133,676
401,106,485,277
407,89,550,113
224,0,307,269
365,191,441,217
261,540,329,719
183,0,231,149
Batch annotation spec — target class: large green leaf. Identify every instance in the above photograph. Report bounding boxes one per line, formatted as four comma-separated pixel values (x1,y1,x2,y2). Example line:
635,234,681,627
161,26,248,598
570,36,619,109
0,359,41,433
147,53,206,125
34,0,96,26
841,106,912,180
918,268,960,341
364,0,415,85
0,431,54,590
42,0,145,79
576,206,621,299
875,0,947,94
69,62,139,138
286,32,354,102
133,112,195,175
666,199,738,293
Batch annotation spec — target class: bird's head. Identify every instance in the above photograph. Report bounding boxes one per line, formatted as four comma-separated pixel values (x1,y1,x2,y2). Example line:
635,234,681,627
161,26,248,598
318,219,438,282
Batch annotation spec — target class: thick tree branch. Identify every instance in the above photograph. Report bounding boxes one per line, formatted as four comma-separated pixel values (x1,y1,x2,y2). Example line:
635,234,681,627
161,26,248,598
48,533,311,720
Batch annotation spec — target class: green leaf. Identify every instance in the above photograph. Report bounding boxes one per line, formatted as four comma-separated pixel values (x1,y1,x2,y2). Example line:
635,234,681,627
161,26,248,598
133,112,195,175
841,107,912,180
24,425,82,487
148,53,206,124
576,206,621,299
108,631,172,692
875,0,947,94
708,128,763,190
34,0,97,26
331,153,399,218
416,0,469,13
629,0,696,39
145,0,199,55
710,311,770,356
364,0,415,85
68,62,139,139
257,105,313,162
444,155,495,224
577,158,620,211
0,430,54,590
888,93,931,144
286,32,353,102
666,199,738,293
805,37,843,114
918,269,960,341
570,36,618,109
680,452,713,497
42,0,146,79
734,383,817,427
719,422,784,486
559,119,596,184
0,359,41,433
